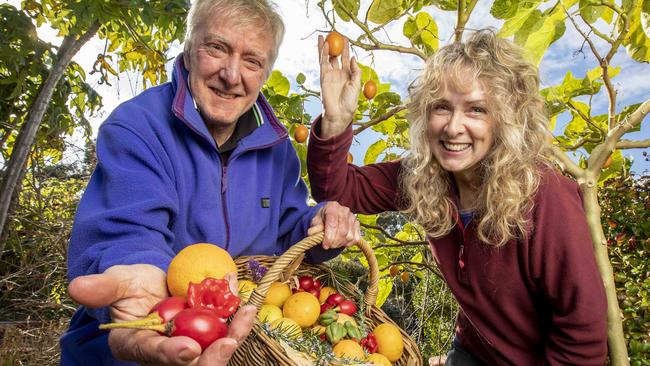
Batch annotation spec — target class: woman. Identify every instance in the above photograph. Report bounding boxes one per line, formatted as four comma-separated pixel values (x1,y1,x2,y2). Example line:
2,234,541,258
307,30,608,365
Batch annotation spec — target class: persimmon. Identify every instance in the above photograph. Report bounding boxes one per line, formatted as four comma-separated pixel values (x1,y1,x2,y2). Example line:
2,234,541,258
389,264,399,277
325,31,345,57
602,155,613,169
400,271,409,283
347,152,354,164
363,80,377,99
294,124,308,143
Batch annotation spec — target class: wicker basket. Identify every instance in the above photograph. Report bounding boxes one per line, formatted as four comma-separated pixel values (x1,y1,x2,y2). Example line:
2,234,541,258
230,232,423,366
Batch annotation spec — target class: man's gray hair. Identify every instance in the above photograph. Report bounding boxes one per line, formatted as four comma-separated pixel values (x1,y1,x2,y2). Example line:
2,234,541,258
184,0,285,69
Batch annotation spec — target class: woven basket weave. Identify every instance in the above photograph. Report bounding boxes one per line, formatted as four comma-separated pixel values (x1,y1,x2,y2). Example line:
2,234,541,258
230,232,423,366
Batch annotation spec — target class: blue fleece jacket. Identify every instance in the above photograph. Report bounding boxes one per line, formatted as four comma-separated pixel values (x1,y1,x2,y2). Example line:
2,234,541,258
60,55,336,365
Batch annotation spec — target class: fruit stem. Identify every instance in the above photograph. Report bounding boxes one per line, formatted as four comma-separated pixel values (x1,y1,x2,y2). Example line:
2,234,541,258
99,313,166,333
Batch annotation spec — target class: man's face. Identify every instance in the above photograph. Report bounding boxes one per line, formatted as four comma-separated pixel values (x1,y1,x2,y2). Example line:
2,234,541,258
184,17,274,137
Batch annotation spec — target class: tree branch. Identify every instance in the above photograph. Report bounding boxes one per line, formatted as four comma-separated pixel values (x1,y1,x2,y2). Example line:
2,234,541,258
353,105,407,135
550,144,583,177
616,139,650,149
361,223,428,247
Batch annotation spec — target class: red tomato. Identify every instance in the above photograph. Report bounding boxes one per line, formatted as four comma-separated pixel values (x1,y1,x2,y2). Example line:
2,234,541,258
171,308,228,351
336,299,357,315
326,293,345,305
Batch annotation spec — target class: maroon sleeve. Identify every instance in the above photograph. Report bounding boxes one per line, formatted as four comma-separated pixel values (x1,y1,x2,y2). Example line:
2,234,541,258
307,117,402,214
530,170,608,365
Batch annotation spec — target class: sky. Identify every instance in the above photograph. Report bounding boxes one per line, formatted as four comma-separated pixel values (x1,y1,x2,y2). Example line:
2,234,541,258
9,0,650,173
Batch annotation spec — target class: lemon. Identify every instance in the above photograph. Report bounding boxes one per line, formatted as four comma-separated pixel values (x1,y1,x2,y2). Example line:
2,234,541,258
367,352,392,365
238,279,257,303
263,282,292,308
257,304,283,323
270,317,302,339
166,243,237,297
282,292,320,328
332,339,365,360
374,323,404,362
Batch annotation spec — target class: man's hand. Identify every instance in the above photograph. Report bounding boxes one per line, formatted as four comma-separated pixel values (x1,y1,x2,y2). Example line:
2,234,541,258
308,201,360,249
68,265,256,365
318,34,361,139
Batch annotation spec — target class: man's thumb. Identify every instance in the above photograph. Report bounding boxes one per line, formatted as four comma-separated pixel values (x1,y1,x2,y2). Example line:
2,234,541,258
68,274,120,308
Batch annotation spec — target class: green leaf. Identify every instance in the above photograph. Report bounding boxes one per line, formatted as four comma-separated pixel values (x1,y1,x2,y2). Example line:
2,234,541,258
490,0,519,19
333,0,360,22
403,12,438,53
623,1,650,62
642,0,650,37
265,70,290,96
364,139,388,165
498,0,542,37
296,72,306,85
616,103,642,131
368,0,403,24
431,0,458,11
580,0,605,24
375,277,393,307
515,7,566,64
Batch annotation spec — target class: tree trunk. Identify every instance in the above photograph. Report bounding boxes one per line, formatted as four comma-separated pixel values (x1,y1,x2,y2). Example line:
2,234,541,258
0,22,100,259
580,172,629,366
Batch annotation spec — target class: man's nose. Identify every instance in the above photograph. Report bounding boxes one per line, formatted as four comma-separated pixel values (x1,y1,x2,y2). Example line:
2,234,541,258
219,57,241,87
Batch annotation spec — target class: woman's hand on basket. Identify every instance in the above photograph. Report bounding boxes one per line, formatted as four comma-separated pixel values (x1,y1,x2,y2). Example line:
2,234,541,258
309,201,360,249
68,266,256,365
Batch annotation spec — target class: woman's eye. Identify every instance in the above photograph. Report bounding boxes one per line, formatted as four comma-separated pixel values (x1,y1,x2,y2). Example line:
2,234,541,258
471,106,487,114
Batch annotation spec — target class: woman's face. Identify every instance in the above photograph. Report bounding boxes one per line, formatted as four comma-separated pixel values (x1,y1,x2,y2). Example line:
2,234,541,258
427,78,495,183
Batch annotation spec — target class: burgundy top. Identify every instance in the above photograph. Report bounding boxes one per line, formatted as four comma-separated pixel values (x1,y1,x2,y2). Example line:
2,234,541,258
307,119,607,365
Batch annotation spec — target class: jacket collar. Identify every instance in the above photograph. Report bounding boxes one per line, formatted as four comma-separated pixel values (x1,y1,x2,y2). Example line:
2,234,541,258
170,54,288,152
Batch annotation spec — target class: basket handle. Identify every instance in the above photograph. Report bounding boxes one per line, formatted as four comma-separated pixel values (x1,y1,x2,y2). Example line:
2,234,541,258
245,232,379,318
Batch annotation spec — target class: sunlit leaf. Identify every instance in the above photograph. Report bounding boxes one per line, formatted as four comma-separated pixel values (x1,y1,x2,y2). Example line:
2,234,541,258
364,139,388,165
579,0,605,24
333,0,360,22
368,0,403,24
498,0,542,37
623,1,650,62
265,70,290,96
375,277,393,307
490,0,519,19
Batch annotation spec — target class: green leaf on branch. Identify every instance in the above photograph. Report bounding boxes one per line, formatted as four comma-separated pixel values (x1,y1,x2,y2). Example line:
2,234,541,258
368,0,403,24
616,103,642,131
514,6,566,64
296,73,306,85
498,0,542,37
333,0,360,22
365,140,388,164
490,0,519,19
642,0,650,37
579,0,605,24
375,277,393,307
623,1,650,62
265,70,290,96
403,11,438,54
430,0,458,11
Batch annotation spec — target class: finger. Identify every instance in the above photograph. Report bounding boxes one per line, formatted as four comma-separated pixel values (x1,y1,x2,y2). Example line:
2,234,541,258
354,220,361,246
224,272,238,295
320,38,331,70
341,37,350,70
198,338,238,366
346,212,357,243
109,328,201,365
226,305,256,343
318,34,325,62
350,57,362,89
68,274,121,309
334,206,350,248
307,224,324,236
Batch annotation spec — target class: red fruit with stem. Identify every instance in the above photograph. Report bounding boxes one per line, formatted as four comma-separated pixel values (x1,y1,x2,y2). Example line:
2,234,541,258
99,308,228,351
312,279,322,289
298,275,314,291
150,296,188,322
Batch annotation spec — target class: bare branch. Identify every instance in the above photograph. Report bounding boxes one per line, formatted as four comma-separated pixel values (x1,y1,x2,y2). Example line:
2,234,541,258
616,139,650,149
550,144,583,178
361,223,428,247
353,105,407,135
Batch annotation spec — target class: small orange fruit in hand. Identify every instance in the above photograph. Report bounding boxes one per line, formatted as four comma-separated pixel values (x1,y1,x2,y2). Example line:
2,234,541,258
166,243,237,297
332,339,365,360
325,31,345,57
283,292,321,327
363,80,377,99
294,124,308,143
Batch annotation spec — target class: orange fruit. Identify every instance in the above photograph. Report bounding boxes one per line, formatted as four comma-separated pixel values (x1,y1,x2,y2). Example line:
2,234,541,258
318,286,337,304
264,282,292,308
363,80,377,99
602,155,613,169
270,317,302,338
282,292,321,327
389,265,399,277
400,271,410,283
326,31,345,57
294,124,308,143
166,243,237,297
367,352,392,365
347,152,354,164
374,323,404,361
332,339,365,360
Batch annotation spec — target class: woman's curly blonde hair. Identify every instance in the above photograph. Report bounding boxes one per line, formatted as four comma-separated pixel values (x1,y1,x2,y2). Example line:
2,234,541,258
400,29,552,246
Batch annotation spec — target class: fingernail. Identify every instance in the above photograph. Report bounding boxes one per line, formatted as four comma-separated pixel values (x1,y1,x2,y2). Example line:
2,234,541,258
179,348,195,362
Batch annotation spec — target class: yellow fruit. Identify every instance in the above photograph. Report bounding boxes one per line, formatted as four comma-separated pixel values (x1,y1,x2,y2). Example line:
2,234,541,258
318,286,337,304
270,317,302,338
258,304,283,323
166,243,237,297
367,353,392,366
336,313,357,326
374,323,404,362
311,324,326,335
264,282,292,308
238,279,257,303
332,339,365,360
282,292,321,327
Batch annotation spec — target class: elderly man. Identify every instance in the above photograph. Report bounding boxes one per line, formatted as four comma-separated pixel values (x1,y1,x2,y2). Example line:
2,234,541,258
59,1,360,365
